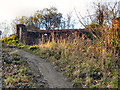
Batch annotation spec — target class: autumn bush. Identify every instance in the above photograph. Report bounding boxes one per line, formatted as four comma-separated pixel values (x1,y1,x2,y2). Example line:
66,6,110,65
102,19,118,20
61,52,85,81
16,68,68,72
2,35,18,45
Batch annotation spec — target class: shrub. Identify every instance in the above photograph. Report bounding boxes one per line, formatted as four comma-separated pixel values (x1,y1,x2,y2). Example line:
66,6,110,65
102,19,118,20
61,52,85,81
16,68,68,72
29,45,39,51
2,35,18,46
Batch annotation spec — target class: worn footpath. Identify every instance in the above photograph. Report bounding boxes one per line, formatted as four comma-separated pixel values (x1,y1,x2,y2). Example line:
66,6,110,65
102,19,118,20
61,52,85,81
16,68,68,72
8,47,72,88
2,46,49,88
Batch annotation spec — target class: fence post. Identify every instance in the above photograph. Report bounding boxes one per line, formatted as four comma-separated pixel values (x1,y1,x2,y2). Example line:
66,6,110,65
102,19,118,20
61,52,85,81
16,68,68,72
51,32,55,42
19,27,22,42
42,33,44,44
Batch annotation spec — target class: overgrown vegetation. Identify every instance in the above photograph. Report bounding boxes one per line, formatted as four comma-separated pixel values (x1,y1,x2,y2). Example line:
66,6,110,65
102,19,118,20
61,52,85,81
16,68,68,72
2,25,120,88
2,46,48,88
2,1,120,88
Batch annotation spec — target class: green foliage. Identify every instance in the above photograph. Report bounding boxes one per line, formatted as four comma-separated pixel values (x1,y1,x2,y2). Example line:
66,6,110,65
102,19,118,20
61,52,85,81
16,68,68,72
39,7,63,30
29,45,39,51
18,45,26,49
2,35,17,45
14,7,62,30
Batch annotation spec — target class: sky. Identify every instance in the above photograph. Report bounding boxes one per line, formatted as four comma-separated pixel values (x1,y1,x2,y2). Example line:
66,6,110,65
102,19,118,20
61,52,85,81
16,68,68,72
0,0,93,22
0,0,119,36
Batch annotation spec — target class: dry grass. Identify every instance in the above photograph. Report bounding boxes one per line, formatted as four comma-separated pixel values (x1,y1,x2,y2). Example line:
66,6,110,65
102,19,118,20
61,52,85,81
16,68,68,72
2,25,120,88
36,26,120,88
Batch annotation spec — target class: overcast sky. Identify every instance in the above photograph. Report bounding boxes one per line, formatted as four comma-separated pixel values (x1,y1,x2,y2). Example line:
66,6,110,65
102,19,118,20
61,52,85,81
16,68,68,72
0,0,93,22
1,0,119,22
0,0,119,36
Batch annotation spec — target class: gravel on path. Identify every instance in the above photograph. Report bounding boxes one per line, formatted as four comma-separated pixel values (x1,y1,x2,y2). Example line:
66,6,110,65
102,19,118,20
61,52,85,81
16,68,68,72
2,46,49,88
10,47,73,88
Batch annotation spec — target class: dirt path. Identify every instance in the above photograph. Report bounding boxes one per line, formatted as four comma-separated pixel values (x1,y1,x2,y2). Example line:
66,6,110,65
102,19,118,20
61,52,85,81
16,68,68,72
9,47,72,88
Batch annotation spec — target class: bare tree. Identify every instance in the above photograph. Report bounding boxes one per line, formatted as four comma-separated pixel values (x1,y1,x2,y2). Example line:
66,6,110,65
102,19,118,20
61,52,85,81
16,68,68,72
0,21,10,37
74,1,119,40
66,12,72,29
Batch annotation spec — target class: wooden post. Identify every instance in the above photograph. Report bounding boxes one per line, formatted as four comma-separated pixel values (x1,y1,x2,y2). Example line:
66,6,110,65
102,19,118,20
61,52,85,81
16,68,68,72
42,33,44,44
48,34,51,42
19,27,22,42
51,32,55,42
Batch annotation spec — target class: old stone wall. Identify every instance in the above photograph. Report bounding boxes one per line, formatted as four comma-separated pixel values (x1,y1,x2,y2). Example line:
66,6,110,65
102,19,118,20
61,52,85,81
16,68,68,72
16,24,90,45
